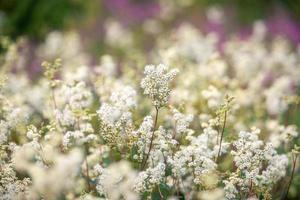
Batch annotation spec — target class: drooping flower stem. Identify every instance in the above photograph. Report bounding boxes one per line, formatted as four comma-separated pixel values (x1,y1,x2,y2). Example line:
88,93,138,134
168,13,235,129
283,154,298,200
216,110,227,162
141,107,159,170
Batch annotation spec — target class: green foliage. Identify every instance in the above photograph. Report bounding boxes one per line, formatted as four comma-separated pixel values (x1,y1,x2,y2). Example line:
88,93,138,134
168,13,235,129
0,0,86,40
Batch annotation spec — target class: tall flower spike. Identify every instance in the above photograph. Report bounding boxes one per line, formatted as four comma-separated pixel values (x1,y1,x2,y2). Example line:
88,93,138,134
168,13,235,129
141,64,179,108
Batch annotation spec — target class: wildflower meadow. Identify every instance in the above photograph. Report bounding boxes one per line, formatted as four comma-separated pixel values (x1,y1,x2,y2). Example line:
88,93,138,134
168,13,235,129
1,1,300,200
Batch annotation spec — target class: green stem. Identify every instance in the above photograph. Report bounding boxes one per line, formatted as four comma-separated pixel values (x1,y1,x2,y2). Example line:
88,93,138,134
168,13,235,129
216,111,227,162
84,145,91,192
283,154,298,200
140,107,159,170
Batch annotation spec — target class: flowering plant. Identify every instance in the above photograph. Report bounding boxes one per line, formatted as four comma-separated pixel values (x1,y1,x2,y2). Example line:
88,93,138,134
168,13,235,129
0,18,300,200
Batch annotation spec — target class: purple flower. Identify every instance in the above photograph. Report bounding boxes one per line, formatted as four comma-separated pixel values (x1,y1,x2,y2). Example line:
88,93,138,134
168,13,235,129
104,0,160,25
267,8,300,44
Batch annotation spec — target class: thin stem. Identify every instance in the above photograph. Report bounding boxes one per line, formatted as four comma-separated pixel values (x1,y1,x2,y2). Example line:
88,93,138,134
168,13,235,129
247,179,253,198
51,88,63,129
77,116,80,130
217,130,220,147
176,179,180,197
158,185,164,199
84,145,91,192
282,154,298,200
85,156,91,191
284,105,290,126
141,107,159,170
51,89,58,110
216,111,227,162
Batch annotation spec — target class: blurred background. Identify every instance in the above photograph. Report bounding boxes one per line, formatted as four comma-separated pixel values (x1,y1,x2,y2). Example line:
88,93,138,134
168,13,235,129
1,0,300,64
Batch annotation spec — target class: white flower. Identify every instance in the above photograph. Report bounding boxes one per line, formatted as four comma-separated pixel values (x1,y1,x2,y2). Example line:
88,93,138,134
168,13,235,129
141,64,179,108
105,19,133,48
13,148,83,199
202,85,222,108
231,128,263,172
97,103,122,126
97,55,117,77
0,120,9,145
132,116,153,161
260,153,288,185
171,129,218,183
230,128,288,192
55,106,76,127
137,116,153,136
62,130,84,147
97,85,136,127
94,161,138,200
172,109,193,134
80,122,94,134
223,180,238,200
258,143,288,186
264,77,291,115
267,120,298,147
110,86,137,111
26,125,40,140
134,162,165,193
59,81,92,110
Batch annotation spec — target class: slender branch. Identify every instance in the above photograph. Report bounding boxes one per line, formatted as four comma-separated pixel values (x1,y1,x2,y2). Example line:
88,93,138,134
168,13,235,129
216,111,227,162
51,89,58,110
51,88,63,129
158,185,164,199
247,179,253,198
84,144,91,192
282,154,298,200
217,129,220,147
141,107,159,170
85,156,91,191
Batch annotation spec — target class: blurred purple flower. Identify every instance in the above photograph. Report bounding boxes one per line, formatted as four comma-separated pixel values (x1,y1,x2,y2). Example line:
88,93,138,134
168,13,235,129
205,18,226,51
267,8,300,44
237,27,252,40
104,0,159,25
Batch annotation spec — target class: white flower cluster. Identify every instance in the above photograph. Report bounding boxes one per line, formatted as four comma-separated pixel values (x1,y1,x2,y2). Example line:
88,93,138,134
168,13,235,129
170,130,218,186
0,120,9,145
110,86,137,111
58,81,92,110
134,162,165,193
0,100,25,145
97,85,137,149
223,179,239,200
0,163,31,200
62,128,96,147
202,85,222,108
132,116,154,161
225,127,289,198
267,120,298,147
13,147,83,199
94,161,138,200
259,143,289,186
55,106,76,127
141,64,179,108
172,108,194,135
231,128,264,172
54,84,96,148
